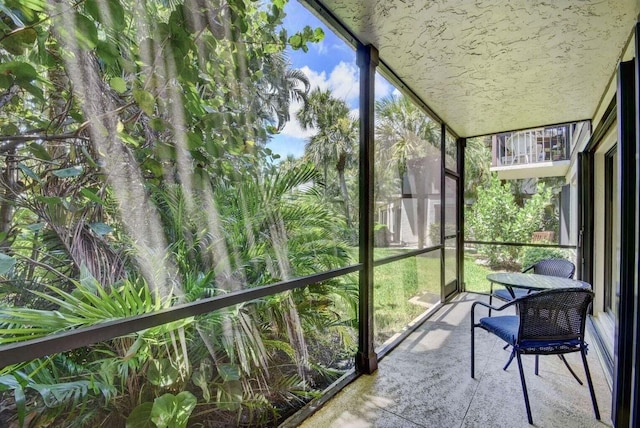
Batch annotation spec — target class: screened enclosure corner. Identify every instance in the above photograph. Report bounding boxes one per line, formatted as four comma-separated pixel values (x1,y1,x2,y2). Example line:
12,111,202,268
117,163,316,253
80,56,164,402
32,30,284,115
462,124,582,296
3,0,633,424
0,0,455,426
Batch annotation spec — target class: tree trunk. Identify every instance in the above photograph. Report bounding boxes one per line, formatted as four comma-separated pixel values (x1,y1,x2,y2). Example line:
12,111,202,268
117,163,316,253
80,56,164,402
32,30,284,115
0,149,18,250
0,85,21,251
51,3,176,297
338,169,352,228
323,163,328,200
336,153,351,229
47,64,70,159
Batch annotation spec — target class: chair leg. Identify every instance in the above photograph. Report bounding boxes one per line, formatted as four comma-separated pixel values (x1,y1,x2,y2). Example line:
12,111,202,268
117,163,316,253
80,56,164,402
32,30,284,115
471,331,475,378
516,353,534,424
471,311,475,379
503,349,516,371
581,348,600,420
536,354,586,385
488,284,494,317
558,355,583,385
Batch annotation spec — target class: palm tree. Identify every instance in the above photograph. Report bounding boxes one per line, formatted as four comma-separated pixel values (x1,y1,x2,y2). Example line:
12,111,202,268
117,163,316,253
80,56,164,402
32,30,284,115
375,94,440,170
207,159,356,364
252,52,310,133
298,89,358,228
375,94,440,248
464,136,492,202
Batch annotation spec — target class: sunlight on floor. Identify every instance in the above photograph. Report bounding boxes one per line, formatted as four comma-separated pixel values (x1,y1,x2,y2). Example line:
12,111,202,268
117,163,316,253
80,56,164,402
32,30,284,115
297,293,612,428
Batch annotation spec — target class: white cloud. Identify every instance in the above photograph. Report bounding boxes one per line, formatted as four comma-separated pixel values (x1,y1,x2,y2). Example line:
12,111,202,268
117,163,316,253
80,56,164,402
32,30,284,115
279,62,399,139
300,62,359,103
304,62,394,104
300,66,329,92
280,62,359,139
313,40,328,55
375,74,394,99
327,62,359,102
279,97,316,139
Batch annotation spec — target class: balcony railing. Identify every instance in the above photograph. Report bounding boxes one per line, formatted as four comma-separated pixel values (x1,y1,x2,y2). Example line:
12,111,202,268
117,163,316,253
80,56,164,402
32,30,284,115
493,126,570,168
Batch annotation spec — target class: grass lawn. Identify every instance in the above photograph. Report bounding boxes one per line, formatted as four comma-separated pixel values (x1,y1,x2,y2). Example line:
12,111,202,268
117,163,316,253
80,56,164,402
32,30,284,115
372,248,441,345
336,245,575,352
347,248,501,346
463,255,496,294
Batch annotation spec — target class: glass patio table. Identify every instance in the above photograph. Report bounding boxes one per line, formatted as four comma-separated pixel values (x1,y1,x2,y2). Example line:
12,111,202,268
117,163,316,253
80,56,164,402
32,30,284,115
487,272,590,299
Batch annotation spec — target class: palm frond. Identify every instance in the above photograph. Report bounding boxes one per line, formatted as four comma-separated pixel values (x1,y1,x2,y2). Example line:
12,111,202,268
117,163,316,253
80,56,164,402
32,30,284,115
0,274,173,345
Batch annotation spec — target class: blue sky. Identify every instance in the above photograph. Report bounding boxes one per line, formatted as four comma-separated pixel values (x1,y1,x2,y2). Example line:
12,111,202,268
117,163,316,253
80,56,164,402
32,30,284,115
267,0,395,159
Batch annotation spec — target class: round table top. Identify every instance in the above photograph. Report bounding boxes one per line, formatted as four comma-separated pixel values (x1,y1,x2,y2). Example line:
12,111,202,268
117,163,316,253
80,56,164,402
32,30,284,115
486,272,590,290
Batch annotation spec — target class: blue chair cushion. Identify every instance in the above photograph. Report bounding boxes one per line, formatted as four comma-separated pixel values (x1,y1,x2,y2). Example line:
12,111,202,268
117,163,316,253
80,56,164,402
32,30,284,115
493,288,531,302
479,315,519,345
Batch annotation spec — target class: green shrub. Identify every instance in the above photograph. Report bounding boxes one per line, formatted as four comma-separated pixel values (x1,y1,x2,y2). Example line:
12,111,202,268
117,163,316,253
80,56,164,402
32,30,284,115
520,245,570,270
466,174,553,268
428,223,456,245
374,223,390,247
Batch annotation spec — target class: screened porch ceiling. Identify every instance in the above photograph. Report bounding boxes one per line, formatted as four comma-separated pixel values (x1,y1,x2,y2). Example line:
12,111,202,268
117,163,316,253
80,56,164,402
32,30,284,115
309,0,640,138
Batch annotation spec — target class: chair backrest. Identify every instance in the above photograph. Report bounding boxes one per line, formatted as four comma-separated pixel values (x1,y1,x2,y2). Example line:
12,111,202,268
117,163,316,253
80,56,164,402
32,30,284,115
523,258,575,278
516,288,593,343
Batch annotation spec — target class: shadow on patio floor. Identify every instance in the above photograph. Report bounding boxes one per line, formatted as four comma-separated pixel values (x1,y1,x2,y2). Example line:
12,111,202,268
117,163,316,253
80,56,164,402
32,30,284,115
298,293,612,428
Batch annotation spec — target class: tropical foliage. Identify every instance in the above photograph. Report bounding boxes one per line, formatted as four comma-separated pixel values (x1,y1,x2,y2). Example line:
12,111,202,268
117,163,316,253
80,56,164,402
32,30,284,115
463,136,492,201
374,94,441,249
0,0,360,426
299,89,359,238
466,174,554,268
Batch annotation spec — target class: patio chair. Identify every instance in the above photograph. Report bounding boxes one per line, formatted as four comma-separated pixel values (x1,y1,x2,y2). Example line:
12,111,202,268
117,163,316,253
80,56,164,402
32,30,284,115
489,258,575,306
471,288,600,424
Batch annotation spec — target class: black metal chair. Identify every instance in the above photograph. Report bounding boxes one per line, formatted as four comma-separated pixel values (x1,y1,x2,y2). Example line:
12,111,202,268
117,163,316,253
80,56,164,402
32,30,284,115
471,288,600,424
489,259,576,306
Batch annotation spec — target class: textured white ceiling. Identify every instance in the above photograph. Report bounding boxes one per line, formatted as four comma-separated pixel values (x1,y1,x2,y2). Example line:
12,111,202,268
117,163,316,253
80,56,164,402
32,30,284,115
312,0,639,137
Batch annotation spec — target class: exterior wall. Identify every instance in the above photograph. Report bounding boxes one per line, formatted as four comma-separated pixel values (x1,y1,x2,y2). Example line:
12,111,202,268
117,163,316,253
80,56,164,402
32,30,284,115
376,152,443,248
585,30,637,392
560,31,636,391
569,171,579,246
397,194,440,247
570,27,640,425
563,121,592,246
399,199,417,245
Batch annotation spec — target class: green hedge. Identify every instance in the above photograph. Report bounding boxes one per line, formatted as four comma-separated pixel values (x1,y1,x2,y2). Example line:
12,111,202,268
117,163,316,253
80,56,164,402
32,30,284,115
520,246,570,270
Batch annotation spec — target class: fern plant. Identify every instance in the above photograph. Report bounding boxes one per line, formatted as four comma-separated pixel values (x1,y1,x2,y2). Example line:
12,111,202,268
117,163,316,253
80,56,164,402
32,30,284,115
0,269,192,426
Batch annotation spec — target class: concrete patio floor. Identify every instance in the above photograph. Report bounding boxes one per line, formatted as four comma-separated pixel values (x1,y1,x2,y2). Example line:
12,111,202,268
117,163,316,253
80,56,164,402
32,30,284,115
299,293,612,428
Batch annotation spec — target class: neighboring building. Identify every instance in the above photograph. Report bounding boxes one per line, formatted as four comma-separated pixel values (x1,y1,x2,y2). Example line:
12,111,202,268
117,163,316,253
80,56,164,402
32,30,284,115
489,124,582,245
375,146,455,248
